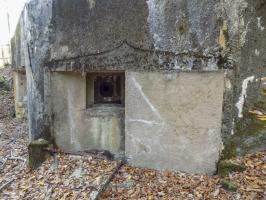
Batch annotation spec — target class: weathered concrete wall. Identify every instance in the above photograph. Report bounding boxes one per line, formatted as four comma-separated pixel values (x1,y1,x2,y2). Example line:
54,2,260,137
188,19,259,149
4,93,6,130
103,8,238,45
221,0,266,158
50,0,152,60
147,0,220,52
11,0,266,173
125,71,224,174
11,0,54,141
50,72,124,154
11,18,26,70
46,0,224,72
13,71,27,119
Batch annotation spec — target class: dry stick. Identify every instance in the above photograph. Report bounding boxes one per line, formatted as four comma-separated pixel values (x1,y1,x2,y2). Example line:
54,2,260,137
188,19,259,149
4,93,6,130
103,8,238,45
7,156,26,162
91,160,124,200
0,178,15,192
0,158,7,170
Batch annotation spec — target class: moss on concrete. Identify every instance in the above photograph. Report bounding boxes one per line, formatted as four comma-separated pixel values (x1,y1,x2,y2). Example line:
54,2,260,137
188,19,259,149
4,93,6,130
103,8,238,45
221,141,237,161
222,101,266,160
218,160,246,177
28,138,51,169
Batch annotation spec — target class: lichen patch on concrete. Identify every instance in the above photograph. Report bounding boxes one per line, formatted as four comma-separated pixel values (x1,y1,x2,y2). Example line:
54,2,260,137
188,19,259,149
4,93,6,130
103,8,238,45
257,17,265,31
236,76,255,118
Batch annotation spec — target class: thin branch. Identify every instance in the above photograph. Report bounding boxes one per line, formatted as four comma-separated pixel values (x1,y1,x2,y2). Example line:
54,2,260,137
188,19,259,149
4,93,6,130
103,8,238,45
91,160,124,200
0,178,15,191
7,156,26,163
0,158,7,170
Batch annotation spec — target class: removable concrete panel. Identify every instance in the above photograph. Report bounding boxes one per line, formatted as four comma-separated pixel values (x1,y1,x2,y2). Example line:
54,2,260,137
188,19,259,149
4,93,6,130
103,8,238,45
50,72,124,154
125,71,224,174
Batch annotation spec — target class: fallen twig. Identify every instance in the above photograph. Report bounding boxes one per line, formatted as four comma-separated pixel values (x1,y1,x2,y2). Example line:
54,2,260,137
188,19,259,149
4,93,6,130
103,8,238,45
0,178,15,191
7,156,26,163
0,158,7,171
90,160,124,200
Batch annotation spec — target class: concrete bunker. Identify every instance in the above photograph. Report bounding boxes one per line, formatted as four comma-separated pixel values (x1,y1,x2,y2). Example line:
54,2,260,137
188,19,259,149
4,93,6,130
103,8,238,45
11,0,266,174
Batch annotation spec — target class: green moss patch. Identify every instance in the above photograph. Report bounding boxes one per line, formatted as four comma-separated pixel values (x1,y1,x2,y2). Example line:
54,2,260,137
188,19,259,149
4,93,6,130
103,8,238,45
28,138,51,169
0,75,9,91
220,179,238,192
218,160,246,177
222,108,266,160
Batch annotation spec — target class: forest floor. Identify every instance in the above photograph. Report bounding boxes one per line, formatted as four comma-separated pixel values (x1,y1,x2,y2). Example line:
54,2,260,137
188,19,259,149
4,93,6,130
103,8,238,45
0,67,265,200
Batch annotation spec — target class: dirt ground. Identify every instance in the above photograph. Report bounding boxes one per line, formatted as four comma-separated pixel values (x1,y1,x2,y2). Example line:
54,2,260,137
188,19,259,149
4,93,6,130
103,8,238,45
0,67,265,199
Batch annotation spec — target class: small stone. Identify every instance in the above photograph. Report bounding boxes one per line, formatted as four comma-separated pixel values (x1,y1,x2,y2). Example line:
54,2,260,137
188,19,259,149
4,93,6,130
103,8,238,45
158,192,165,196
235,193,241,200
212,188,220,196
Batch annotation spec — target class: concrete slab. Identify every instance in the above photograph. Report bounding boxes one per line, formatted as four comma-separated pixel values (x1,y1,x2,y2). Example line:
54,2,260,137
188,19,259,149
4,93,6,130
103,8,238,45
125,71,224,174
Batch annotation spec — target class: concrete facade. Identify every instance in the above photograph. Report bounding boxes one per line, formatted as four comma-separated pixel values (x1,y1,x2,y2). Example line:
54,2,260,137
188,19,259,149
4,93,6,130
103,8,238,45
11,0,266,174
49,70,224,174
50,72,124,154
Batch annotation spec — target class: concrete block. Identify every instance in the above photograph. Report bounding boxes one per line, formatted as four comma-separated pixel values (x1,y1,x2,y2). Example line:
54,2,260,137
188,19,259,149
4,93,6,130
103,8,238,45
28,138,50,169
125,71,224,174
